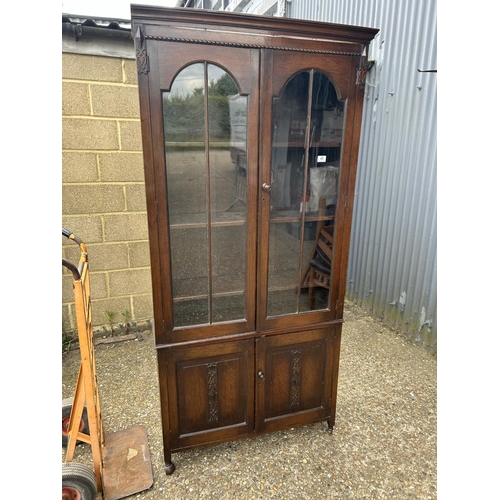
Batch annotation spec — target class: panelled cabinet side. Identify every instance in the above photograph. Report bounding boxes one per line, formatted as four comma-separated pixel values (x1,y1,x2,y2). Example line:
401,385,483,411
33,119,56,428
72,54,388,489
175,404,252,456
133,25,167,346
132,5,378,475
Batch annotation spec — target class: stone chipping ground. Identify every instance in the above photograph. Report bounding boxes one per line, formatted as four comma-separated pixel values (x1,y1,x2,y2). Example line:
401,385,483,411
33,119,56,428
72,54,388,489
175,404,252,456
62,302,437,499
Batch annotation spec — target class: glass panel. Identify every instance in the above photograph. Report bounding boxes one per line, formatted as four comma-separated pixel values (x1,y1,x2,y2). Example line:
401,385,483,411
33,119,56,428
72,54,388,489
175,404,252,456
164,63,208,327
267,70,343,317
267,221,309,316
163,63,248,328
212,224,246,322
208,65,247,322
270,71,309,217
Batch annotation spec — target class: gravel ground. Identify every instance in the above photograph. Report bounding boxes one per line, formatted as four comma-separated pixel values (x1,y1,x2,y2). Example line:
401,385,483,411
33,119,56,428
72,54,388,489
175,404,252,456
62,302,437,499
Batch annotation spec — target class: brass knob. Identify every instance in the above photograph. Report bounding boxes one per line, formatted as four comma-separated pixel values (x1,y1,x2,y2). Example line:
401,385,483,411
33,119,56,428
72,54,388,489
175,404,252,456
262,183,272,192
258,371,266,380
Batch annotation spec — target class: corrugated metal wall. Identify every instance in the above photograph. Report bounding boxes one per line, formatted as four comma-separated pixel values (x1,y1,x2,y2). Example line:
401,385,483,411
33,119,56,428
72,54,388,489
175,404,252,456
289,0,437,348
219,0,437,348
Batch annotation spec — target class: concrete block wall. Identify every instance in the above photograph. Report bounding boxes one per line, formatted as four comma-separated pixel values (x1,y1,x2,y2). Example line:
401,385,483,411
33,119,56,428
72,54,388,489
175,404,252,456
62,52,153,335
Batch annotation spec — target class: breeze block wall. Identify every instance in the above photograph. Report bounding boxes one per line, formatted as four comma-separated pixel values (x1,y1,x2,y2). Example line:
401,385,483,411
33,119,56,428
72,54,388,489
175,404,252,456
62,52,153,336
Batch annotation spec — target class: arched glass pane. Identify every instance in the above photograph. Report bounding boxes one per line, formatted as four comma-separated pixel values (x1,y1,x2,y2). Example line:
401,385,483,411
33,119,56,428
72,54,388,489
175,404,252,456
163,63,248,327
163,63,208,327
267,70,344,317
207,65,247,323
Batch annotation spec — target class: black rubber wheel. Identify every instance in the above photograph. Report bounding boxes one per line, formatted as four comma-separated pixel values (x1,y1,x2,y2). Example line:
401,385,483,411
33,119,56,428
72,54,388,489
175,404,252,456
62,462,97,500
62,397,89,447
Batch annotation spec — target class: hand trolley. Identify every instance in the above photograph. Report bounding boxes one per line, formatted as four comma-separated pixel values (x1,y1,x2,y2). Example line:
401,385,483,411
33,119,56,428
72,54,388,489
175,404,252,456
62,228,153,500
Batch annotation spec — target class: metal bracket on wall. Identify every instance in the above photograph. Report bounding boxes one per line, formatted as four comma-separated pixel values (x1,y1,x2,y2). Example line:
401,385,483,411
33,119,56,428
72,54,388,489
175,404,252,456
63,22,83,41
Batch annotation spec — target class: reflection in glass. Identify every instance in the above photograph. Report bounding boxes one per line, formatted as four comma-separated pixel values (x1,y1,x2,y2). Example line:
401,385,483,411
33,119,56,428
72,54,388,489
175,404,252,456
163,63,247,327
267,70,343,317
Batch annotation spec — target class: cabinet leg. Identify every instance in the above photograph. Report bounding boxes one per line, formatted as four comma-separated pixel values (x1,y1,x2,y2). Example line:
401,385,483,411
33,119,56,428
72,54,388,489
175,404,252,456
327,417,335,434
165,461,176,475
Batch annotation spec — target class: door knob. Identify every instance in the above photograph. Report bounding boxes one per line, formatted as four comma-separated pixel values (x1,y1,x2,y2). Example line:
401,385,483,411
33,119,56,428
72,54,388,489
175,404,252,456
258,371,266,380
262,183,272,192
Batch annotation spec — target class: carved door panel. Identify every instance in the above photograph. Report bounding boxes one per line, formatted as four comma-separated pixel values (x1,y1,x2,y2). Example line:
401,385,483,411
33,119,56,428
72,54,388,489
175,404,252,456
165,339,254,451
255,328,337,433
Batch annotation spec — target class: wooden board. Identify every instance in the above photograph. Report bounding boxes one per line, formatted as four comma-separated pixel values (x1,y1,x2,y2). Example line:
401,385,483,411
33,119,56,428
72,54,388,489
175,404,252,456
102,425,154,500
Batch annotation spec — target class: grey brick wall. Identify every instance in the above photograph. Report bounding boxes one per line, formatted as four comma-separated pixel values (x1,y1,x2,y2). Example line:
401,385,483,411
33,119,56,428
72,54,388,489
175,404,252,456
62,53,152,335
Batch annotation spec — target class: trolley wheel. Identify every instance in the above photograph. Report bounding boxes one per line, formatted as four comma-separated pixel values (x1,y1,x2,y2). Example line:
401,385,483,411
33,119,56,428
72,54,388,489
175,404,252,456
62,397,89,447
62,462,97,500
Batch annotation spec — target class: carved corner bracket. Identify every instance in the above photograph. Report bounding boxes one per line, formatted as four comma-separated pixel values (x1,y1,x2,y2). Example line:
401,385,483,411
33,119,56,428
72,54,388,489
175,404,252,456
134,24,149,74
356,59,375,88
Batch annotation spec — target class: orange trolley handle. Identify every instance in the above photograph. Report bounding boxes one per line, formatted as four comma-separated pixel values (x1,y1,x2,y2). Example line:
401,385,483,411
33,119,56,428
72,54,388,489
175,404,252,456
62,227,88,281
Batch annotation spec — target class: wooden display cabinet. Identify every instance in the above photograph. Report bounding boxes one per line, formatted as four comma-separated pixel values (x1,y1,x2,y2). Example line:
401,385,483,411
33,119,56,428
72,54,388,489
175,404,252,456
131,5,378,474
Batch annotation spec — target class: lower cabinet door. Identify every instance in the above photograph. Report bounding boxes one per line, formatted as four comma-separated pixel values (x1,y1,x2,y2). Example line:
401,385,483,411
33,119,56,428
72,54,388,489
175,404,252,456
165,338,255,451
255,328,337,433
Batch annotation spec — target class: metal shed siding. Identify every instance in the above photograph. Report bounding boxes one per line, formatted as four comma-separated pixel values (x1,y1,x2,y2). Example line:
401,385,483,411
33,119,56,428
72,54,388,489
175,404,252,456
289,0,437,348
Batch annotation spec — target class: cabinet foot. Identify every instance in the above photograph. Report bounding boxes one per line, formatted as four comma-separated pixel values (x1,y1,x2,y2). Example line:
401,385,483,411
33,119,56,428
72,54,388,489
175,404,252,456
165,461,176,475
327,418,335,434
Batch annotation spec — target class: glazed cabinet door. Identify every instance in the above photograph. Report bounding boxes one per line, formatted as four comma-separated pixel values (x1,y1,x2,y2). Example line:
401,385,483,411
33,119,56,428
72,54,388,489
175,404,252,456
163,339,255,451
258,49,360,331
255,328,339,433
141,41,260,344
